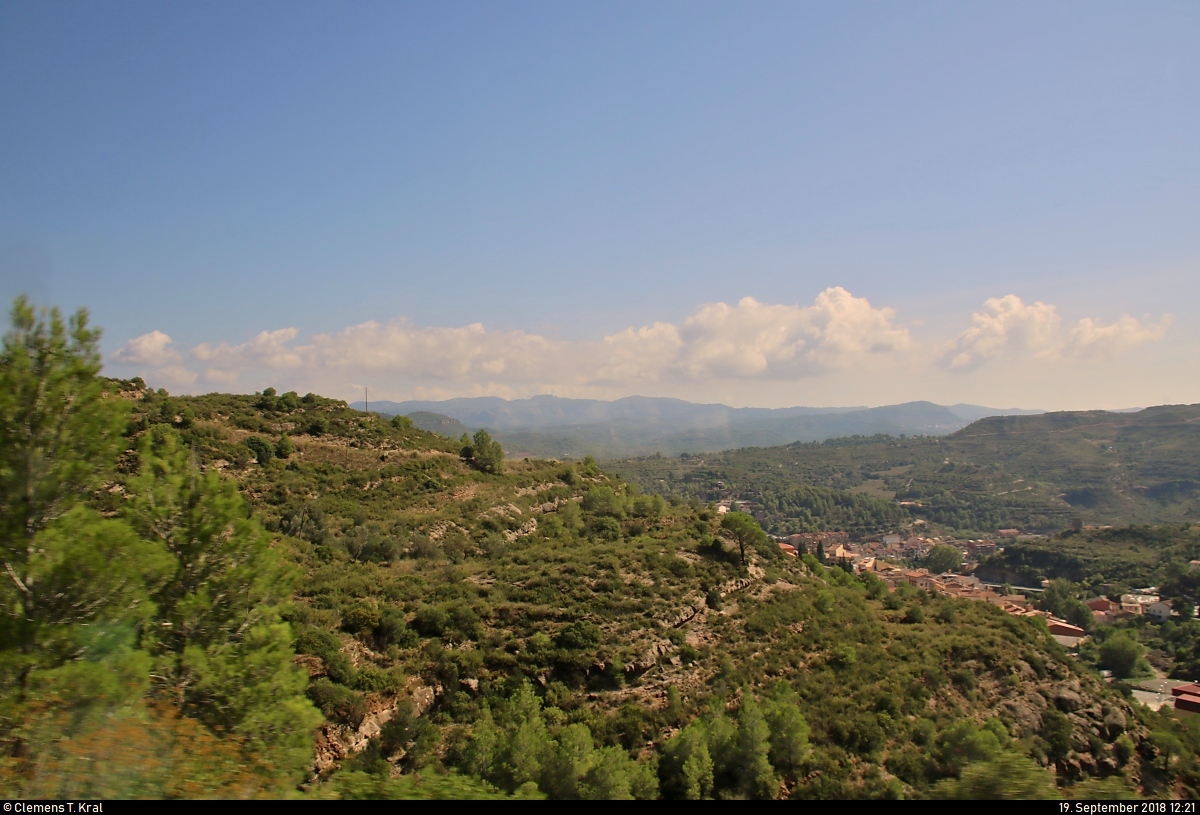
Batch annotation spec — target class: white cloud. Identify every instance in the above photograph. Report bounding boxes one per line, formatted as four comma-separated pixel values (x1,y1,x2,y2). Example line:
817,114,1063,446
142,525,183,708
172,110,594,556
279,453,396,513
153,288,910,391
943,295,1061,371
677,288,910,378
1065,314,1172,359
306,321,562,381
113,330,181,366
943,295,1170,371
595,322,683,382
202,368,239,386
151,365,198,389
192,328,303,369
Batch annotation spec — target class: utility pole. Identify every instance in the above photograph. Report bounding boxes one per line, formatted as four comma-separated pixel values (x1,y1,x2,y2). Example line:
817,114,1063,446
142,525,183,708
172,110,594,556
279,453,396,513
365,386,369,415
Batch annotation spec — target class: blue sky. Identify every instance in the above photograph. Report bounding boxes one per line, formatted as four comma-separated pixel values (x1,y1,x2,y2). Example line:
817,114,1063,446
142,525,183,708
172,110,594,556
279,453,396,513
3,1,1197,409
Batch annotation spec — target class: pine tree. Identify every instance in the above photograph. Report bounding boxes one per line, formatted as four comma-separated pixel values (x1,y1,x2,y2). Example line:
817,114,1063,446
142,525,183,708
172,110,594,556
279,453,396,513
125,426,321,775
0,298,135,646
660,722,714,799
735,690,777,799
0,297,316,794
762,683,810,772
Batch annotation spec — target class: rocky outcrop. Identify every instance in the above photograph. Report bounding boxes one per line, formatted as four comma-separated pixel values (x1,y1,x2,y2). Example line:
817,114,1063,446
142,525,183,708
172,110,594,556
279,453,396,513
310,681,438,777
503,518,538,542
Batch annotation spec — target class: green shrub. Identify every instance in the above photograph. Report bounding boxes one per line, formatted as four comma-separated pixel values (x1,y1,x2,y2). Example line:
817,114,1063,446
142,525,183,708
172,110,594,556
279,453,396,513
413,604,450,638
375,607,418,649
308,677,369,726
342,602,381,634
295,625,342,660
245,436,275,465
352,665,401,693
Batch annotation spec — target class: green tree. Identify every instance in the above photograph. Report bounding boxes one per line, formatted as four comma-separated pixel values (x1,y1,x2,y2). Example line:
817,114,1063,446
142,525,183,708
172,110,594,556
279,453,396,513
496,681,552,791
579,746,653,800
720,511,769,567
1040,709,1075,761
1035,579,1094,632
582,486,625,518
932,751,1060,799
463,703,500,780
125,427,321,774
1099,632,1146,679
924,545,962,574
660,722,714,799
762,683,810,772
0,298,317,793
0,298,133,633
463,429,505,475
541,722,593,799
702,700,739,790
735,690,777,799
245,436,275,465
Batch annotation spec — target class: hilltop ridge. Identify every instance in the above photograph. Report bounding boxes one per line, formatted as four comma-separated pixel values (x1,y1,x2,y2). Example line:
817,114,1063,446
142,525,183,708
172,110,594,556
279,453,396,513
353,395,1042,459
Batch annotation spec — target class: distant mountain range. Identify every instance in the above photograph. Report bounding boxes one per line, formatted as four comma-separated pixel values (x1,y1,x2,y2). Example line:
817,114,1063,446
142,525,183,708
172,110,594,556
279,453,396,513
353,395,1043,459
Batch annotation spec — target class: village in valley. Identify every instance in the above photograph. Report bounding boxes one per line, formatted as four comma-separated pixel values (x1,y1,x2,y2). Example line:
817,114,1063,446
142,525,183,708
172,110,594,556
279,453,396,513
713,498,1200,717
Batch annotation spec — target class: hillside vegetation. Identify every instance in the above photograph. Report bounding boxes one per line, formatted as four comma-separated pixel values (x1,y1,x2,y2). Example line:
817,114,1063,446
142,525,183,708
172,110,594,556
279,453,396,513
978,525,1200,590
609,406,1200,536
3,299,1198,800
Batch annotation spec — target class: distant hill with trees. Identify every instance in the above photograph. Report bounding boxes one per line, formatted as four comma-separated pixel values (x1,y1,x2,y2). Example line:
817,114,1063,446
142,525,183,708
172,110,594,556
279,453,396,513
609,404,1200,536
405,411,471,438
354,395,1041,459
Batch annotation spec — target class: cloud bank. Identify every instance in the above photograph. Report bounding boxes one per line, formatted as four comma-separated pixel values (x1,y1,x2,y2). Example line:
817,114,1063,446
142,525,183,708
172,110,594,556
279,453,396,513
942,295,1171,372
109,288,1172,405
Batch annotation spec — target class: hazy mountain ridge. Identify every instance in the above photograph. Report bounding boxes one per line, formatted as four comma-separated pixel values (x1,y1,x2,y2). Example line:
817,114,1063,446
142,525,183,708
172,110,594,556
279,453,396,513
353,395,1042,458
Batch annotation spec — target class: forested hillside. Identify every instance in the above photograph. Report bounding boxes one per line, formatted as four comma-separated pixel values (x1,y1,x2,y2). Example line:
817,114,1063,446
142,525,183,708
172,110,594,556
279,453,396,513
609,406,1200,537
3,299,1198,799
977,525,1200,590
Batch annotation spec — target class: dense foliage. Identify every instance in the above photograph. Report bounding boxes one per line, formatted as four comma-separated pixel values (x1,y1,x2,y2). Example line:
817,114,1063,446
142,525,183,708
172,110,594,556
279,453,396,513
978,525,1200,594
608,405,1200,536
0,299,321,797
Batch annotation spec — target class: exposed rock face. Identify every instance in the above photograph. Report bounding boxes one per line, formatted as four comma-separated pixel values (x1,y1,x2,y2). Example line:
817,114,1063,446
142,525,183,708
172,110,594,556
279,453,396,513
659,598,706,629
1054,688,1086,712
411,684,436,716
997,693,1048,739
1102,709,1127,739
294,654,326,678
503,518,538,542
309,682,438,777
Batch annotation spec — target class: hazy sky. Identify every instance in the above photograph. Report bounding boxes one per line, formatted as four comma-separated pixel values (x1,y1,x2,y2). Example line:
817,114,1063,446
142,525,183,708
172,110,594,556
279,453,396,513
3,2,1198,410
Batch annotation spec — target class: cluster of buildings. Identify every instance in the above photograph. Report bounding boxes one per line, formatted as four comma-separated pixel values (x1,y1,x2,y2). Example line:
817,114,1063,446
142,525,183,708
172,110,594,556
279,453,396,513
777,531,997,565
863,561,1088,645
773,530,1089,644
1086,593,1178,624
771,530,1198,650
1171,683,1200,714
